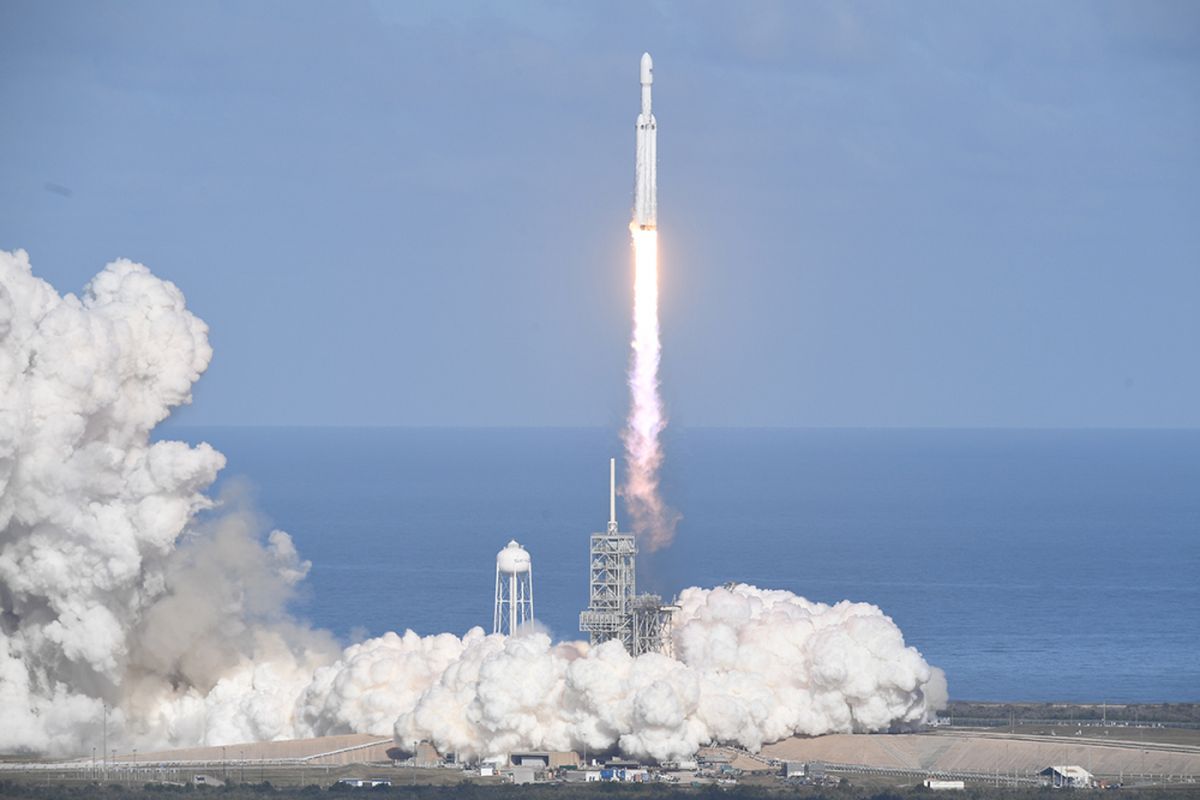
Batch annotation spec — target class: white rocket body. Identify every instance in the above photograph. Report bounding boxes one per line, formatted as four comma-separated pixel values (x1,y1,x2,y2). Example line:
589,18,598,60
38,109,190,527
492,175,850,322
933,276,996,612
634,52,657,230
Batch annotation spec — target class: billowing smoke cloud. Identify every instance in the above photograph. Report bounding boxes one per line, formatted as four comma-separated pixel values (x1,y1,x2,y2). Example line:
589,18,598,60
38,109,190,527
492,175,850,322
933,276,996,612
303,584,947,762
622,227,680,550
0,248,944,761
0,249,335,754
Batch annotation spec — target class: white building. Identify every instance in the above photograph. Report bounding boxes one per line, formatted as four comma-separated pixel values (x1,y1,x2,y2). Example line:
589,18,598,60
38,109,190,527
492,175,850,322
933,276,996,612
511,766,538,785
1040,765,1096,788
562,770,602,782
923,779,965,790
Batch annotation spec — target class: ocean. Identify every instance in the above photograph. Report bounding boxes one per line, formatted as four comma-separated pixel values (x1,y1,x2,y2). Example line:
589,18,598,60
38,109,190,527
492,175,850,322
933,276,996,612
170,426,1199,704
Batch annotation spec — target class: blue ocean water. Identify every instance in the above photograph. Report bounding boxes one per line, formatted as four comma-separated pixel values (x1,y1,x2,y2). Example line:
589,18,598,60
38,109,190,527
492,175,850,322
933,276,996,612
172,427,1199,704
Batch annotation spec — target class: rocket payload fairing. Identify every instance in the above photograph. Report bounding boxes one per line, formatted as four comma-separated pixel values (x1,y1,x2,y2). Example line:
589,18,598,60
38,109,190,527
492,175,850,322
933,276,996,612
634,52,657,230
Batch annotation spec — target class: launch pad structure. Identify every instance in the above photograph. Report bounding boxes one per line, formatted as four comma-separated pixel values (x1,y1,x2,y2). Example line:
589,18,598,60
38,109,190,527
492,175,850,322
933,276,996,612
579,56,676,657
579,459,678,656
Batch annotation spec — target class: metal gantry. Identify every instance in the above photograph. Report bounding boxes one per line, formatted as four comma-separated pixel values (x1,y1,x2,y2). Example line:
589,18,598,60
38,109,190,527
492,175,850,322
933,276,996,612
579,459,676,656
632,593,680,658
579,527,638,650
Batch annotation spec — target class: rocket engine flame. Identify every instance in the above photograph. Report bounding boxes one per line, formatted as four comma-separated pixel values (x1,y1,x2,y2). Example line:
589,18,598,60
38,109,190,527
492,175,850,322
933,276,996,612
623,225,679,550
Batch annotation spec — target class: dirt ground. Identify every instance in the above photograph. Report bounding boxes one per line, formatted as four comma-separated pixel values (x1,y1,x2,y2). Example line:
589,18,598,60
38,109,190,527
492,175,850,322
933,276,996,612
997,724,1200,748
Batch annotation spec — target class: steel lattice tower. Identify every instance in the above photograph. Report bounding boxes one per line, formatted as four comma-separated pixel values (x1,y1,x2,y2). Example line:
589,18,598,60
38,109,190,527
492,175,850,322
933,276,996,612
579,459,676,655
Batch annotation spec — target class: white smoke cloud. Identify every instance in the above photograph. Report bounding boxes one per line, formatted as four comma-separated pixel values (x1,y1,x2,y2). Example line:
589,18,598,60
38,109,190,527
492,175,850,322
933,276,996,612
0,249,333,754
0,248,945,761
301,585,946,762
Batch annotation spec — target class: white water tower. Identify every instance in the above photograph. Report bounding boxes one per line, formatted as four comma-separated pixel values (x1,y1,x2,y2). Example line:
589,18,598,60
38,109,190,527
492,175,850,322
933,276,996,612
493,540,534,635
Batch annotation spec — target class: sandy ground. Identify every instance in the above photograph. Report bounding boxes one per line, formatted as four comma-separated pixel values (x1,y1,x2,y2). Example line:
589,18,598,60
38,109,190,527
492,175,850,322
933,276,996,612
105,733,395,766
5,727,1196,786
760,729,1200,778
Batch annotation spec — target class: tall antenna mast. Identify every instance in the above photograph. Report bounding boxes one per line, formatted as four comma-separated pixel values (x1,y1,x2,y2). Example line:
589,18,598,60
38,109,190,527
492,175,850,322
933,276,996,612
609,457,617,531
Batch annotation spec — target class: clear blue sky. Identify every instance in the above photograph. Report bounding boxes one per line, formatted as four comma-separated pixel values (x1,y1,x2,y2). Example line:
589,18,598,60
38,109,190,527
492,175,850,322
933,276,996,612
2,1,1197,427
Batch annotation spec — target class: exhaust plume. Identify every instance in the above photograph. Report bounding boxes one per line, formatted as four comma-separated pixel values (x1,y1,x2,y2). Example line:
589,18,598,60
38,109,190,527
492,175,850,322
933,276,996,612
622,226,680,550
303,584,947,762
0,249,335,754
1,248,944,762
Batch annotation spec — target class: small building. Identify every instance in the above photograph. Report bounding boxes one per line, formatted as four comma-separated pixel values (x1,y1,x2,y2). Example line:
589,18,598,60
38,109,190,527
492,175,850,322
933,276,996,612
782,761,806,778
478,764,495,777
598,758,648,782
1040,765,1096,788
923,779,965,790
509,751,579,769
562,770,602,783
513,753,549,769
511,766,538,785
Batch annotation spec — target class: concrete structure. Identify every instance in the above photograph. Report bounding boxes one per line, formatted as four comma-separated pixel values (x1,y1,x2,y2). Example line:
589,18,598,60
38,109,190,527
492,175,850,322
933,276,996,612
1040,765,1096,788
511,766,537,785
509,751,579,769
579,458,676,655
924,779,966,790
494,540,533,635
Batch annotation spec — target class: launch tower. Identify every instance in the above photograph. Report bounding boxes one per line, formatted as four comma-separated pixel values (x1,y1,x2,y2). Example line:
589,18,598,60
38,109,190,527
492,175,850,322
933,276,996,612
579,459,677,655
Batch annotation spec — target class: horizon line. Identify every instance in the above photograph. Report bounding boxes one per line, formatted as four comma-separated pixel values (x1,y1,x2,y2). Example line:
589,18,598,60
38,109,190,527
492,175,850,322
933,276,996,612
158,423,1200,432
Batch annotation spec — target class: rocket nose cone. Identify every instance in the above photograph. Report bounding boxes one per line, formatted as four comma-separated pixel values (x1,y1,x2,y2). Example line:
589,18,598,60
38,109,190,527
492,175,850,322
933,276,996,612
640,52,653,84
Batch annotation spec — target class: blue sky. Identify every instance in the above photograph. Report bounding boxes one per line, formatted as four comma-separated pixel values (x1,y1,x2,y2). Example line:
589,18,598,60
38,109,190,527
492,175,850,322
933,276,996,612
1,1,1197,427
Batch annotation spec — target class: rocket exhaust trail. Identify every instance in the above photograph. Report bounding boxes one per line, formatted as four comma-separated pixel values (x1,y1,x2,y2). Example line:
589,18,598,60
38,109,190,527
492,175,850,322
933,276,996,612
623,53,679,550
624,225,679,549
